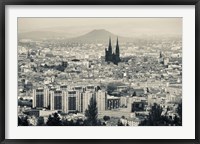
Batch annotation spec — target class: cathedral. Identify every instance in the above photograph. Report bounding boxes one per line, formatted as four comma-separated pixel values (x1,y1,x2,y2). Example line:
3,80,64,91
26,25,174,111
105,37,120,65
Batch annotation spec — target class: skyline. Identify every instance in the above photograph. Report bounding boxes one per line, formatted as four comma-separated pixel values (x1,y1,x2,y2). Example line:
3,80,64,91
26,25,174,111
18,18,182,38
18,17,182,127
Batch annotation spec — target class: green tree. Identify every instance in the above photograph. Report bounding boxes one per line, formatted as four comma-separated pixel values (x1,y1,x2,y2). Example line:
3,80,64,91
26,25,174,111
177,103,182,119
139,103,170,126
46,113,63,126
18,116,29,126
63,119,85,126
107,82,124,94
84,97,99,126
63,119,74,126
75,119,84,126
117,120,124,126
37,116,45,126
132,91,137,96
173,103,182,126
140,103,182,126
173,115,181,126
103,115,110,121
146,87,150,93
18,117,22,126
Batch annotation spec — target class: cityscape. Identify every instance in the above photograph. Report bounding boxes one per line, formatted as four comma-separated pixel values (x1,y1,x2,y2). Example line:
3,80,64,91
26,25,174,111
18,18,182,126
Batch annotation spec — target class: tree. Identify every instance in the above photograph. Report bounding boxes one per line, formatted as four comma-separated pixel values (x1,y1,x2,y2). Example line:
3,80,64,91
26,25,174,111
18,117,22,126
107,84,116,94
140,103,183,126
37,117,45,126
139,103,169,126
177,103,182,119
84,97,99,126
107,82,124,94
103,115,110,121
117,120,124,126
46,113,63,126
63,119,85,126
173,115,181,126
146,87,150,93
173,103,182,126
18,116,29,126
132,91,137,96
97,86,101,91
63,119,74,126
149,103,163,125
75,119,84,126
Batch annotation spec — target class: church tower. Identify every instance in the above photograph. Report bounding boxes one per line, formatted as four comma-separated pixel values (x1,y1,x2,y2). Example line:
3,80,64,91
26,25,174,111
116,37,120,57
26,50,30,59
108,37,112,55
105,37,120,65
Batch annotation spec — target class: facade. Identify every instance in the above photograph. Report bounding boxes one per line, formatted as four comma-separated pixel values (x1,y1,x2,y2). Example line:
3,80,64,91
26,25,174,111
32,88,49,108
60,85,68,91
131,102,145,112
105,37,120,65
73,86,85,92
50,90,66,111
120,117,140,126
82,91,94,113
65,90,80,113
120,96,129,107
159,51,164,64
164,57,170,66
159,51,169,66
127,97,147,112
166,94,182,103
24,109,58,117
147,94,157,106
117,86,128,92
85,85,98,92
32,85,107,114
96,90,107,111
107,96,120,110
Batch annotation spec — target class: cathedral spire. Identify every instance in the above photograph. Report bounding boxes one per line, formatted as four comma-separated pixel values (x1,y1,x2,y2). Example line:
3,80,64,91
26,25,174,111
160,51,162,58
116,37,119,56
108,37,112,53
105,37,120,65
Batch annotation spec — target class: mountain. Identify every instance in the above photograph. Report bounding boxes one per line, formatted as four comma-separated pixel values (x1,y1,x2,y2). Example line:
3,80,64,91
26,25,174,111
67,29,129,43
18,28,181,42
18,29,132,42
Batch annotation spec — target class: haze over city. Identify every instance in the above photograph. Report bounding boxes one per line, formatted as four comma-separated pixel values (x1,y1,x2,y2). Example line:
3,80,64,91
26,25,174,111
18,18,182,126
18,18,182,38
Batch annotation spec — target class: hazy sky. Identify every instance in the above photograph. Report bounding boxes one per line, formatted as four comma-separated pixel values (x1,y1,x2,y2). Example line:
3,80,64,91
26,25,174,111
18,18,182,37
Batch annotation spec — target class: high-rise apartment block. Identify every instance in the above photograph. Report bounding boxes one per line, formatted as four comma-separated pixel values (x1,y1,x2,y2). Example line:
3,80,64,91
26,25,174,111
32,85,107,114
32,88,49,108
50,90,66,111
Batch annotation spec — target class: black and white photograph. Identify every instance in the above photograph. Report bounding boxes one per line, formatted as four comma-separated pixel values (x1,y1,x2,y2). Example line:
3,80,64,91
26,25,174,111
17,18,182,126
